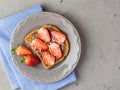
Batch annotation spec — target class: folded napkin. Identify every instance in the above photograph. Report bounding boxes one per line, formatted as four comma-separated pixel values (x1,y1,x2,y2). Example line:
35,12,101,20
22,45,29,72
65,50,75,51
0,5,76,90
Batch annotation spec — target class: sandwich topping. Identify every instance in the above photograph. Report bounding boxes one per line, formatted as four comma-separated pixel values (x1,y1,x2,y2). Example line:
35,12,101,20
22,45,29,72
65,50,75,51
30,26,67,66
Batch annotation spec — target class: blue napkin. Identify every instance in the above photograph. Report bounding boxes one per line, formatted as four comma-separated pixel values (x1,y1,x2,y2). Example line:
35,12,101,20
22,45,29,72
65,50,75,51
0,5,76,90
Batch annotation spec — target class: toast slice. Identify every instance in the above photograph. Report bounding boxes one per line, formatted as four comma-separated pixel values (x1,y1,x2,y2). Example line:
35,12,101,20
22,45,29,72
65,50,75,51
24,24,69,69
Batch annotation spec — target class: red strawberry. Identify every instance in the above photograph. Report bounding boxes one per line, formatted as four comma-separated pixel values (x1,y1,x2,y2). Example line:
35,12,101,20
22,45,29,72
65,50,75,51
12,45,32,56
30,38,48,51
21,55,40,66
38,27,51,42
41,51,55,66
49,43,62,59
51,30,66,44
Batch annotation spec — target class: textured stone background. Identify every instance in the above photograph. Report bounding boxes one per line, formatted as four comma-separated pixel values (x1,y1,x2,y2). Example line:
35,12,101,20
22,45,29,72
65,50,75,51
0,0,120,90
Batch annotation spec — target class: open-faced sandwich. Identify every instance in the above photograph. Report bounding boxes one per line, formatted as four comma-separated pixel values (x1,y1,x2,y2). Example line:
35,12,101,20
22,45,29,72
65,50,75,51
24,24,69,69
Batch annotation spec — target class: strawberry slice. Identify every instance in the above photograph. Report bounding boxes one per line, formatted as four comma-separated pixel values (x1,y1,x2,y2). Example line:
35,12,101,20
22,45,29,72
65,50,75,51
38,27,51,42
30,38,48,51
41,51,55,66
51,30,66,44
12,45,32,56
49,43,62,59
22,55,40,66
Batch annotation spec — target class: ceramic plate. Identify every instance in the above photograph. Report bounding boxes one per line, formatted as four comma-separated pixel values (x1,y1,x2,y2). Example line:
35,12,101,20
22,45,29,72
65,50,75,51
10,12,81,83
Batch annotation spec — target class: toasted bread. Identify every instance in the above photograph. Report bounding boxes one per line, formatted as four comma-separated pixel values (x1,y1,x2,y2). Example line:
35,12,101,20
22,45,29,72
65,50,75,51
24,24,69,69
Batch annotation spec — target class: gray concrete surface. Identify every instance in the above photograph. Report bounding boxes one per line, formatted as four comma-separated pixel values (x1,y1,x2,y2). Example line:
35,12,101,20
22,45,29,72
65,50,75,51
0,0,120,90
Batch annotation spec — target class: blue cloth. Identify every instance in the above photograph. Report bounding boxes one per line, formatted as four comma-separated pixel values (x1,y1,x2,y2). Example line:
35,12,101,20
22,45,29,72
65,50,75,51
0,5,76,90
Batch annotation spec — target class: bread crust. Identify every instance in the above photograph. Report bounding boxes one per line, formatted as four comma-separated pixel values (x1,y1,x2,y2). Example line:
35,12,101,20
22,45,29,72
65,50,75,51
24,24,69,69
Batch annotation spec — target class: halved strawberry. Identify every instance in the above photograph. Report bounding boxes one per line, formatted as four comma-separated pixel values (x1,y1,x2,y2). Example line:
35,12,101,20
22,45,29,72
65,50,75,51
30,38,48,51
51,30,66,44
49,43,62,59
21,55,40,66
38,27,51,42
41,51,55,66
12,45,32,56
